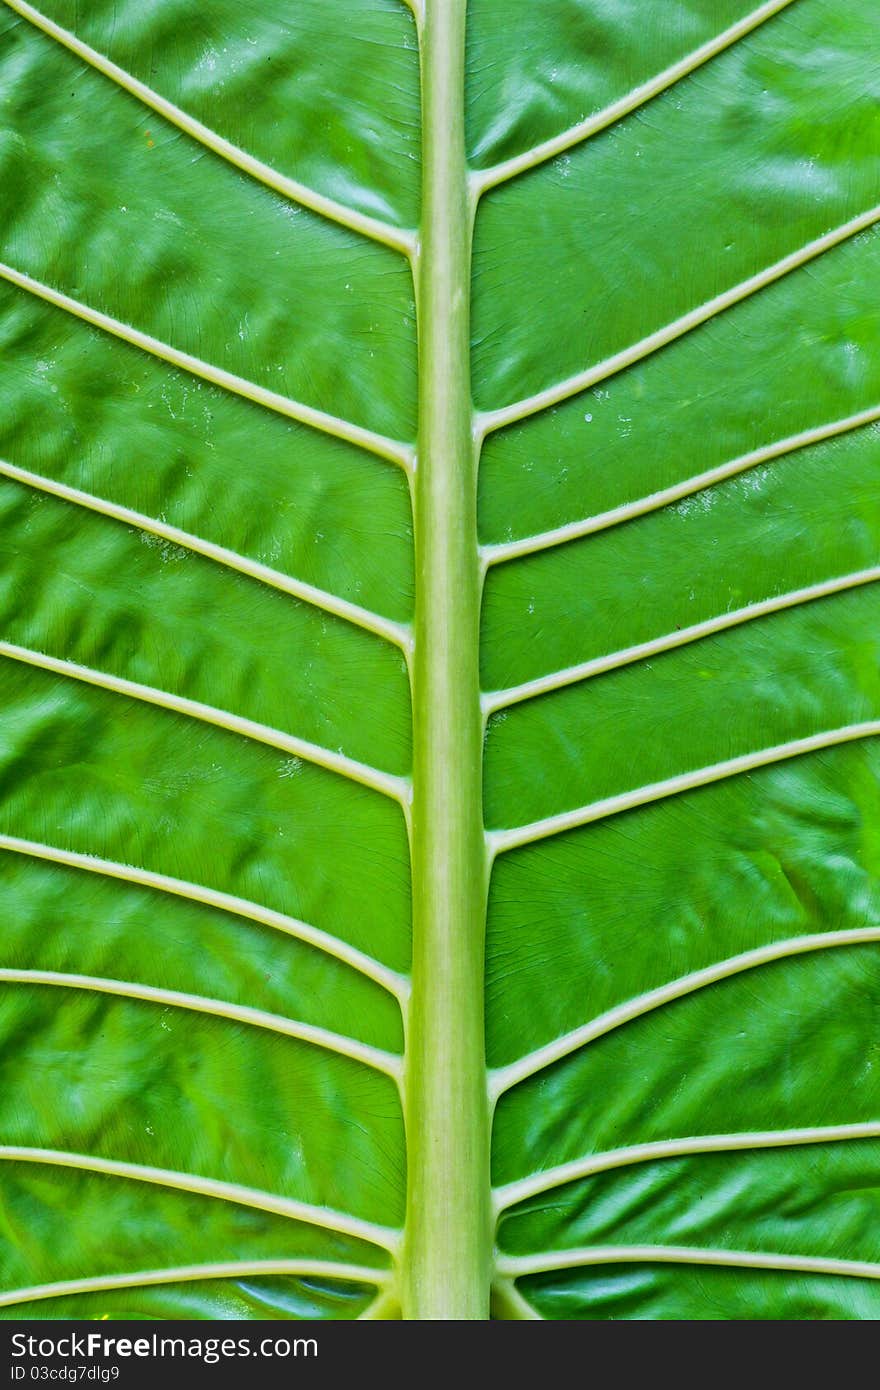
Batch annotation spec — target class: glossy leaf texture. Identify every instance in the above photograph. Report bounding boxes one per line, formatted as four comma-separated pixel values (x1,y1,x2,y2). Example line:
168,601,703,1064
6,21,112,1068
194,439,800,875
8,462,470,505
0,0,879,1320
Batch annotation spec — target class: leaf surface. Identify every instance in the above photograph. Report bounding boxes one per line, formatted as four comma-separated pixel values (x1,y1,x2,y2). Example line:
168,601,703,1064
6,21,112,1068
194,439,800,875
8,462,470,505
1,0,878,1320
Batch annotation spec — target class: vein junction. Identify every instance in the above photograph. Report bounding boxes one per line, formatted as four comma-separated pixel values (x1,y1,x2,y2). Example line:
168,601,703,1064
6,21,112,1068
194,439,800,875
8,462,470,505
482,403,880,569
0,968,403,1080
0,640,409,804
476,206,880,437
471,0,800,193
0,260,414,471
484,566,880,714
0,458,410,653
0,831,407,999
488,723,880,856
489,924,880,1098
493,1123,880,1212
0,1147,400,1251
0,0,416,258
0,1260,388,1310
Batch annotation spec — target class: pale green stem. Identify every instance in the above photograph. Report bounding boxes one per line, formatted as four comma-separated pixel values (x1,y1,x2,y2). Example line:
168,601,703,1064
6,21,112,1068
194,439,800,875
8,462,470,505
401,0,491,1320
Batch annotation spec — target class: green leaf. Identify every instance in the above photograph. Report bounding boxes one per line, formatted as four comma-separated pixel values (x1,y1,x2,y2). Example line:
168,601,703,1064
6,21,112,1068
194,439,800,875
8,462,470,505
0,0,878,1321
